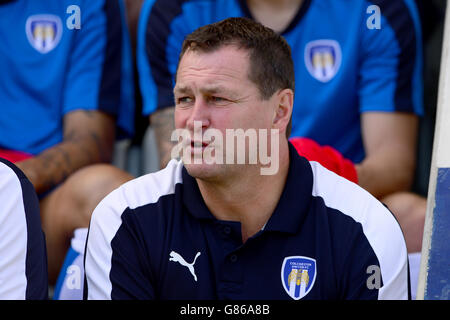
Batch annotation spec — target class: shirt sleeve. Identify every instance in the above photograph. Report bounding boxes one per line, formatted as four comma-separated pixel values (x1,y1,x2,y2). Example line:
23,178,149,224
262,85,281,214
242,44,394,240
84,187,155,300
359,0,423,116
338,223,410,300
310,161,410,300
63,0,134,138
0,159,48,300
343,205,410,300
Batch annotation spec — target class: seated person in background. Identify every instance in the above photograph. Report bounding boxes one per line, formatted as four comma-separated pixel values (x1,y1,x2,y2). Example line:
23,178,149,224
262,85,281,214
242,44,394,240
0,158,48,300
0,0,135,286
138,0,425,265
85,18,410,300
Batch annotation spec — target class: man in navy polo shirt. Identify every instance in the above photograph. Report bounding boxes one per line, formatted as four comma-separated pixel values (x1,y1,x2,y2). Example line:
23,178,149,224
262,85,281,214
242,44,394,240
85,18,409,300
138,0,426,262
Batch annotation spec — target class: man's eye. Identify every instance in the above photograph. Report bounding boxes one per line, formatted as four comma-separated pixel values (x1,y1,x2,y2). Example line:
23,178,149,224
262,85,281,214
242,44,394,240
210,96,228,104
177,97,193,104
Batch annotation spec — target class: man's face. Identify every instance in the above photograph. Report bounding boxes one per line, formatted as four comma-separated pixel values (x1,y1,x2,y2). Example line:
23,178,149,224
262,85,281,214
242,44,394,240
173,45,278,181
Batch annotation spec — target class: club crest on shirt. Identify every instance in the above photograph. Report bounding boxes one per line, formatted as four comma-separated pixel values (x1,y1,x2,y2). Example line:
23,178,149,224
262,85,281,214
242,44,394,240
26,14,62,54
305,39,342,82
281,256,316,300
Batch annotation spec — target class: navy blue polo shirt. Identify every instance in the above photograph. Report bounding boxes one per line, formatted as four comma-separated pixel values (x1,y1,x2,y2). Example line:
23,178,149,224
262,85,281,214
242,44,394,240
85,144,409,300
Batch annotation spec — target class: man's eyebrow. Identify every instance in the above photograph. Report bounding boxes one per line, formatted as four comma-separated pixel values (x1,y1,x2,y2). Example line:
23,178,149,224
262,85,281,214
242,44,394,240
200,86,231,94
174,85,235,96
173,86,191,95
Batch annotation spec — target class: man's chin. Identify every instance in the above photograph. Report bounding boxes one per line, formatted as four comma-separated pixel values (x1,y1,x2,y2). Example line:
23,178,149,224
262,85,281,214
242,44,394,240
184,162,224,181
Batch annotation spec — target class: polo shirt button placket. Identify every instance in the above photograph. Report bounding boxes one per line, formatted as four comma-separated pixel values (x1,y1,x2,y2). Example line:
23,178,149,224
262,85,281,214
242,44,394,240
223,226,231,235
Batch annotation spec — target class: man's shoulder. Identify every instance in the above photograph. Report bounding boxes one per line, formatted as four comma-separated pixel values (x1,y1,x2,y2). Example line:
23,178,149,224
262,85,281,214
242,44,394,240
309,161,396,229
0,158,47,299
309,161,408,285
96,159,184,215
0,158,38,214
0,158,23,184
308,161,409,299
89,159,185,244
0,159,27,222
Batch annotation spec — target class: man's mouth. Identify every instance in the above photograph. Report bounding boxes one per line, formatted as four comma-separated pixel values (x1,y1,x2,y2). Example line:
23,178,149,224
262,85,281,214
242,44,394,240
191,140,210,151
191,141,209,154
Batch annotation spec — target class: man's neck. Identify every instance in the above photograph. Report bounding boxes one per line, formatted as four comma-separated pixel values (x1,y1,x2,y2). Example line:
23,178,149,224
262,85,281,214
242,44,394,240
246,0,304,33
196,141,290,243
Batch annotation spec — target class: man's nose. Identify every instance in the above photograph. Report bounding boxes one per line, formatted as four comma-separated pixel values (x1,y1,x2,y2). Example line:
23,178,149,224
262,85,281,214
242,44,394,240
186,98,211,131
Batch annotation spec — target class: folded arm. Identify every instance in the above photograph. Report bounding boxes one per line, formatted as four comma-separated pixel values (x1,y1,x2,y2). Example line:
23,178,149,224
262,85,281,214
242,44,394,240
15,110,115,195
356,112,418,199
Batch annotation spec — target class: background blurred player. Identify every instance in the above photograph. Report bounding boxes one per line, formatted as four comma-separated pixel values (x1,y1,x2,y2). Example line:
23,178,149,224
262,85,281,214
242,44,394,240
0,0,135,288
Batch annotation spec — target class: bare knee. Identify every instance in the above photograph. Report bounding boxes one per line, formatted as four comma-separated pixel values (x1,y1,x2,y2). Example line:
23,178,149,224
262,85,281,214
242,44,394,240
381,192,426,252
382,192,426,219
57,164,134,229
40,164,133,283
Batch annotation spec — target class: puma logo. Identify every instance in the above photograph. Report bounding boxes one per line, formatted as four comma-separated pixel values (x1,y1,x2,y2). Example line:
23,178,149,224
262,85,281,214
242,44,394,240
169,251,201,282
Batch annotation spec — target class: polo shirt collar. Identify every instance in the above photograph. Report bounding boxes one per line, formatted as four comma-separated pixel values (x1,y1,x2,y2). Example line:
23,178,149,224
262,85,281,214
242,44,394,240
182,166,216,221
262,142,313,233
181,142,313,233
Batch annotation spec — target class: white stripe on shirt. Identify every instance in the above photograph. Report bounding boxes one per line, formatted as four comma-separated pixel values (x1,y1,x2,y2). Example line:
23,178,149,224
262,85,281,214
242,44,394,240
309,161,409,300
0,162,28,299
85,159,184,299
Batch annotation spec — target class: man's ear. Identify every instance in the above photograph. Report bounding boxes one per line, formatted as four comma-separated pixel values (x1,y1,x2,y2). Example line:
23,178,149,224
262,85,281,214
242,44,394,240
272,88,294,133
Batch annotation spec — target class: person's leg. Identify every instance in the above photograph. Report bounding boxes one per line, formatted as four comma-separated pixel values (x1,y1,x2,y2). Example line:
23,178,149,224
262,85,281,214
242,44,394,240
381,191,427,253
40,164,133,284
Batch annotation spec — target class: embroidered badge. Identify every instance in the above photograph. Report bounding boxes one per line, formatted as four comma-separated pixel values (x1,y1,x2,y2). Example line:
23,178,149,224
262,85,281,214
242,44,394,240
281,256,317,300
305,39,342,82
26,14,62,54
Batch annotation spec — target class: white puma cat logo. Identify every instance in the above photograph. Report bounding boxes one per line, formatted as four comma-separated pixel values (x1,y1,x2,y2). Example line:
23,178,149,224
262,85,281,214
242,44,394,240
169,251,201,281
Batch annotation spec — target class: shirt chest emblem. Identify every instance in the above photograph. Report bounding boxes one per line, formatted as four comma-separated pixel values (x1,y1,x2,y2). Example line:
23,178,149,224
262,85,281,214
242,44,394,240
304,39,342,82
281,256,317,300
26,14,62,54
169,251,201,282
